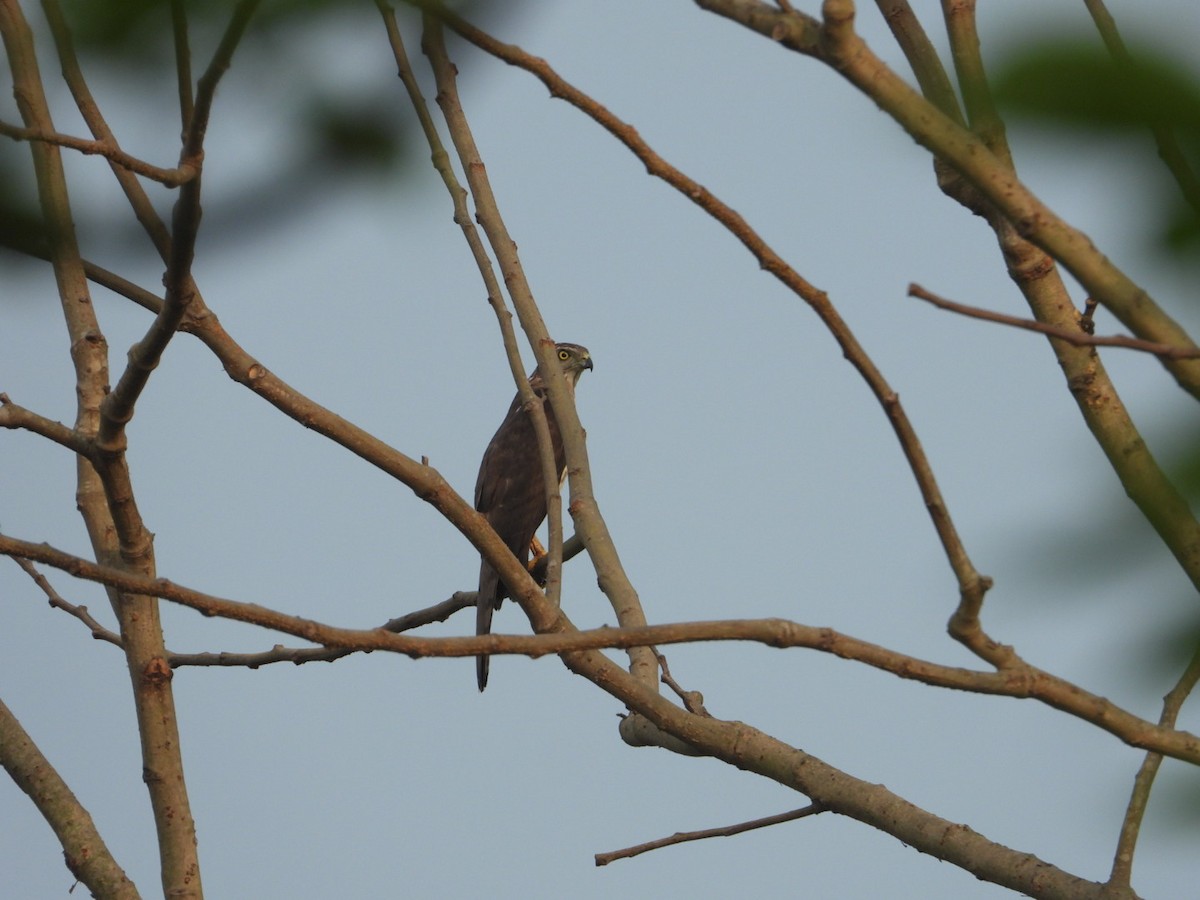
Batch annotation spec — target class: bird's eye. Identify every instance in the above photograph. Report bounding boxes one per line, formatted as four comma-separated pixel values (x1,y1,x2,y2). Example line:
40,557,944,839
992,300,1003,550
558,350,570,361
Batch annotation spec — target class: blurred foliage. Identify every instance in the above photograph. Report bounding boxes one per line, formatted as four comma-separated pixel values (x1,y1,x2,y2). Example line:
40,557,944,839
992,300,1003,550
992,37,1200,262
60,0,424,61
992,42,1200,134
0,0,514,266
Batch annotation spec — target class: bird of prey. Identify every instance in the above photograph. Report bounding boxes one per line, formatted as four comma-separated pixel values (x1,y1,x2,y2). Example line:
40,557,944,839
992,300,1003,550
474,342,593,691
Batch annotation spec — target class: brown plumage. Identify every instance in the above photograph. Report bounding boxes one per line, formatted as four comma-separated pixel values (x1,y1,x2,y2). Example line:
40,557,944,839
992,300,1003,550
474,343,593,691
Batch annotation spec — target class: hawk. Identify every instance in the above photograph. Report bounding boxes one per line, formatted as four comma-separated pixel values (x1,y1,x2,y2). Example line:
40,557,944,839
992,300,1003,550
474,342,593,691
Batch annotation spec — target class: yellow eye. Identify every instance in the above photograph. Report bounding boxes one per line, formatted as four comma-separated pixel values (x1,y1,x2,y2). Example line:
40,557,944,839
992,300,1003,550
558,350,570,361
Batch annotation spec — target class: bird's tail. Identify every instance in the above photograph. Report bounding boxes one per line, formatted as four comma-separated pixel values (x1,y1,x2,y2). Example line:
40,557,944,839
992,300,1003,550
476,566,498,691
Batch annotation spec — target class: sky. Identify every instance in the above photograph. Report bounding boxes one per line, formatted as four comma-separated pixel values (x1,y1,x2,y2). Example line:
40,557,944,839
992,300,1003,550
2,1,1199,897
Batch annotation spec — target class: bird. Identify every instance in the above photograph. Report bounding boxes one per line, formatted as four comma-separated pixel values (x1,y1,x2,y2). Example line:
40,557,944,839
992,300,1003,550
474,342,593,691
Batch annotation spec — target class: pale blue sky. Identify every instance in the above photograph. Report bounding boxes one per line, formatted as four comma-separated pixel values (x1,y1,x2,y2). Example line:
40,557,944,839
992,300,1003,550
3,2,1198,897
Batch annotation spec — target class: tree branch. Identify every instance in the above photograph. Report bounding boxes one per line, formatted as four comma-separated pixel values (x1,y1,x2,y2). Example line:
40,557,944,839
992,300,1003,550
907,283,1200,359
41,0,174,255
595,803,827,865
1107,646,1200,889
0,117,197,185
4,532,1197,769
4,4,205,893
873,0,962,123
694,0,1200,661
697,0,1200,397
0,393,94,455
11,556,123,647
96,0,261,457
0,695,139,899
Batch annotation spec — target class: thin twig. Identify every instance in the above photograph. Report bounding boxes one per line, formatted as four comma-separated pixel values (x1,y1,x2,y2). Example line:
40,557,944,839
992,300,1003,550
697,0,1200,397
11,557,123,647
873,0,962,123
0,394,94,455
41,0,174,255
96,0,261,458
939,0,1009,161
169,0,194,131
1108,647,1200,889
13,550,474,668
596,802,827,865
0,118,196,185
908,283,1200,359
170,592,476,668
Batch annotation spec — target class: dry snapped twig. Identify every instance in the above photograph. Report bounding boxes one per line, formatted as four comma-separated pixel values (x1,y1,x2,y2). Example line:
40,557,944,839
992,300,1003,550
908,284,1200,359
596,803,827,865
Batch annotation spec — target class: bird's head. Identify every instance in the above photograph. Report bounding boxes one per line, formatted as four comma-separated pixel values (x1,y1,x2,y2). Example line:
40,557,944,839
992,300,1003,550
552,343,593,383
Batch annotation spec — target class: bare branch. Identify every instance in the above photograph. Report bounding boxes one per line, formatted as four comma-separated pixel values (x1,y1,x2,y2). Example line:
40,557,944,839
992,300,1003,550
596,803,827,865
170,0,194,130
873,0,962,122
1108,647,1200,889
41,0,173,255
169,593,476,668
0,394,94,455
0,695,140,898
939,0,1009,160
907,283,1200,359
11,557,123,647
0,118,196,185
697,0,1200,397
378,4,572,622
96,0,261,457
5,5,208,892
4,532,1198,768
695,0,1200,673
